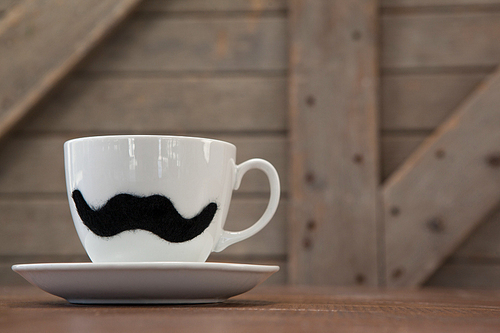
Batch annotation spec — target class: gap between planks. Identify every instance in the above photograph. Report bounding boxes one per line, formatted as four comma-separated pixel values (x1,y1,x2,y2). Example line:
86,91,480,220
72,69,288,79
382,66,496,75
132,9,288,19
381,4,500,15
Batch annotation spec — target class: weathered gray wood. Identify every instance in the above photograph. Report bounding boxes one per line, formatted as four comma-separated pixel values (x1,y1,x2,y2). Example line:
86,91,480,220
56,12,500,74
86,17,287,72
382,0,500,7
0,0,142,142
0,0,17,12
382,13,500,68
138,0,287,12
381,134,426,180
227,135,288,194
0,135,288,194
288,0,379,286
0,137,66,194
426,263,500,289
383,70,500,287
381,73,486,131
0,197,286,256
23,77,286,133
224,198,287,256
453,206,500,260
0,199,83,255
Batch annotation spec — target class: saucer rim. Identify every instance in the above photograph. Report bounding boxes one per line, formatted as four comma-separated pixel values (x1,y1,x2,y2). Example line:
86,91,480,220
11,261,280,304
12,261,280,273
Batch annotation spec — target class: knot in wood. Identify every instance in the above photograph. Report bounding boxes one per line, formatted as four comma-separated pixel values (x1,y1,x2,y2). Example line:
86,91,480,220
306,95,316,107
486,153,500,168
351,30,362,40
392,268,404,280
426,217,445,233
353,153,364,164
302,237,313,249
435,149,446,159
390,206,400,217
306,220,316,231
355,273,366,285
305,172,316,184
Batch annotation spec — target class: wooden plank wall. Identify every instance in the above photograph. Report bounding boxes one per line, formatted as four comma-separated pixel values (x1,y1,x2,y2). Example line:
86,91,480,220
2,0,500,288
0,0,143,141
383,70,500,286
0,0,289,285
380,0,500,288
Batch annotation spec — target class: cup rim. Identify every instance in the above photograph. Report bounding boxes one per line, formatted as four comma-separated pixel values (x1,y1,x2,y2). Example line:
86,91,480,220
64,135,236,149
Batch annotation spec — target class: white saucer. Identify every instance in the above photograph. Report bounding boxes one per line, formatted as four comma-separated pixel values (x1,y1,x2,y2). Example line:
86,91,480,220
12,262,279,304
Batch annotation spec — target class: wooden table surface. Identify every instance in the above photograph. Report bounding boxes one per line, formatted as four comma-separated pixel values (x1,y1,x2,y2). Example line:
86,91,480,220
2,285,500,332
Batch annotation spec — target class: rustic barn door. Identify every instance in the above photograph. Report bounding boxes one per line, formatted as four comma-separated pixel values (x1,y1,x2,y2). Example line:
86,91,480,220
1,0,500,287
289,0,500,287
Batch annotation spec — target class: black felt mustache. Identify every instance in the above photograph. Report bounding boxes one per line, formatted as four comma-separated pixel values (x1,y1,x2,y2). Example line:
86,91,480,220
72,190,217,243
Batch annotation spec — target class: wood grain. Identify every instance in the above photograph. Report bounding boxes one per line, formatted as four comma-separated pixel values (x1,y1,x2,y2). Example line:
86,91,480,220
79,13,500,73
453,206,500,260
71,12,500,74
426,263,500,289
383,69,500,287
382,13,500,69
0,198,82,256
0,0,142,141
220,197,287,256
288,0,379,286
85,16,287,72
428,205,500,287
0,0,17,12
3,286,500,332
22,76,286,133
381,134,426,180
381,73,486,131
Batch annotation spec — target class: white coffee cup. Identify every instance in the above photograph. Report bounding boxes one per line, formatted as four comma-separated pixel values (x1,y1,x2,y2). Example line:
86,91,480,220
64,135,280,263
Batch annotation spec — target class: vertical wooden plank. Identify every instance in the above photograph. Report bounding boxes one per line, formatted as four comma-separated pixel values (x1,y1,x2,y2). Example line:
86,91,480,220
288,0,380,285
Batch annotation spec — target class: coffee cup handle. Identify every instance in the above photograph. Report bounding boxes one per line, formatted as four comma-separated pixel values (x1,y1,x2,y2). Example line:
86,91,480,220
213,158,280,252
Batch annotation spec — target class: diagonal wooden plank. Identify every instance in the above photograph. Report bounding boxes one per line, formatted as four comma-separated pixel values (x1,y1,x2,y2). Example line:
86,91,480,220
383,68,500,287
0,0,142,141
288,0,379,286
0,0,17,12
